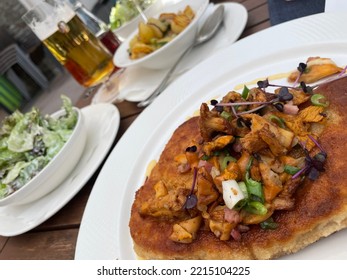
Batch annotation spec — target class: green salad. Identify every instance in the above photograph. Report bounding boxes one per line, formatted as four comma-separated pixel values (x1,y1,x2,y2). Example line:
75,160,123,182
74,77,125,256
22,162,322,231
109,0,156,30
0,96,77,199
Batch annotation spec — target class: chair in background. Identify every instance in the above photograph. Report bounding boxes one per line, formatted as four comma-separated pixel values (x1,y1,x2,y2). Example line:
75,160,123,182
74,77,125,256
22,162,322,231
0,74,23,113
0,27,49,101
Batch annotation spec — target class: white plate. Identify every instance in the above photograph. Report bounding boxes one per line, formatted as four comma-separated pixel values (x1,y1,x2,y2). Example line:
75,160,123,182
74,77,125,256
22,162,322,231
75,13,347,260
0,104,120,237
92,2,248,104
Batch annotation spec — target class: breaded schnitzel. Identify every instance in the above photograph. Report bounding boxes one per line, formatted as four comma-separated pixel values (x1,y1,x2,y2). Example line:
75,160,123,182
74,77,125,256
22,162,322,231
130,62,347,259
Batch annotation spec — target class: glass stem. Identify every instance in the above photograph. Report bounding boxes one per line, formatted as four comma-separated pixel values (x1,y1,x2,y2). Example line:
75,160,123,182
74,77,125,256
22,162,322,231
131,0,148,22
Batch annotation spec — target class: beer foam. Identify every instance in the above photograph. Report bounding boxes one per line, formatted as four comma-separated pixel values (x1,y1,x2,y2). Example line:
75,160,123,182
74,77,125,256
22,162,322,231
30,2,75,40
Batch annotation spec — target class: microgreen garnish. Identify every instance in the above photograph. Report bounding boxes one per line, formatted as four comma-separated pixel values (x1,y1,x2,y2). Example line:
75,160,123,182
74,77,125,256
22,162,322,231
231,106,239,118
257,79,269,89
210,99,218,106
293,62,307,87
186,145,197,152
278,87,293,102
273,102,284,112
308,135,326,155
260,217,278,230
300,81,313,94
257,78,299,90
292,136,327,180
237,117,251,128
183,167,198,210
215,81,294,115
338,65,347,76
297,62,307,73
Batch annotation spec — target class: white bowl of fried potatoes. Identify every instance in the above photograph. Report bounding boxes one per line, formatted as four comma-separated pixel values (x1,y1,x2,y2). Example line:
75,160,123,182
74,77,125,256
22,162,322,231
113,0,209,70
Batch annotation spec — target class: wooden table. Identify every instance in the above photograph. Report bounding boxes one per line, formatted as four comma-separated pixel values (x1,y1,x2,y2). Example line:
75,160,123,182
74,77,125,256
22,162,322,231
0,0,271,259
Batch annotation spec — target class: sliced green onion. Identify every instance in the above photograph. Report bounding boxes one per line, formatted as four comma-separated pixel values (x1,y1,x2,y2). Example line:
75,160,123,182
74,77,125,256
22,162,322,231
212,150,222,156
244,201,268,215
220,111,231,121
284,164,301,175
238,181,249,200
245,172,264,203
241,85,250,99
260,217,278,229
244,157,265,202
268,115,285,128
311,94,329,107
220,155,237,170
201,155,210,161
246,157,253,172
222,180,246,210
245,157,264,203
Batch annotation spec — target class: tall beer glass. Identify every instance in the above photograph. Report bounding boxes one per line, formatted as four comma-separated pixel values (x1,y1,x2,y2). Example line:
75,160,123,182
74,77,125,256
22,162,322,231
22,0,115,88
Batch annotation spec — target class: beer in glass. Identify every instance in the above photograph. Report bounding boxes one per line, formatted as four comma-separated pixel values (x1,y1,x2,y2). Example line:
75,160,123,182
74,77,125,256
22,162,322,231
22,0,115,87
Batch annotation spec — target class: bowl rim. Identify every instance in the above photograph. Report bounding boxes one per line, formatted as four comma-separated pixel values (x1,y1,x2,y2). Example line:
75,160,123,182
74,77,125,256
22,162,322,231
114,0,209,68
112,0,163,33
0,107,83,206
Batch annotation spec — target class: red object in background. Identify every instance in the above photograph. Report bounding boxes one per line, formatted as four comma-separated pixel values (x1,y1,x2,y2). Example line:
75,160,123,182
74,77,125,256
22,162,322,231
98,30,122,73
99,30,121,55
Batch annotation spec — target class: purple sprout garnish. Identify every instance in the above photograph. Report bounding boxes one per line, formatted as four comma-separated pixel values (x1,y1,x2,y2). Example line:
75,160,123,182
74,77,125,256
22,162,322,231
278,87,294,102
237,117,251,128
297,62,307,73
273,102,284,112
183,167,198,210
211,63,347,118
257,79,270,89
292,136,327,181
300,81,313,94
210,99,218,106
214,80,294,115
293,62,307,87
186,145,197,153
338,65,347,77
308,134,326,155
257,78,298,90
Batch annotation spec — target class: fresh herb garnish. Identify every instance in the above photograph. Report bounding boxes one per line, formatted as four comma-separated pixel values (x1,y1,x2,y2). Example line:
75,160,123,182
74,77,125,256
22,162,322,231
292,136,327,180
214,82,294,116
183,167,198,210
311,94,329,107
293,62,307,87
260,217,278,230
186,145,197,153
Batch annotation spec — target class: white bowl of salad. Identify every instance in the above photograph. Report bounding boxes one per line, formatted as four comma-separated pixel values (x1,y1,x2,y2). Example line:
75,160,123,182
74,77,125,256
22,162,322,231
0,96,86,206
110,0,164,41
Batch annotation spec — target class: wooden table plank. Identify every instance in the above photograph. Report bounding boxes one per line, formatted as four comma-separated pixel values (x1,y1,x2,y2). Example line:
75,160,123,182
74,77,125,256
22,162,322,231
0,229,78,260
0,237,8,253
241,20,271,38
241,0,268,11
34,183,94,231
246,3,270,28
